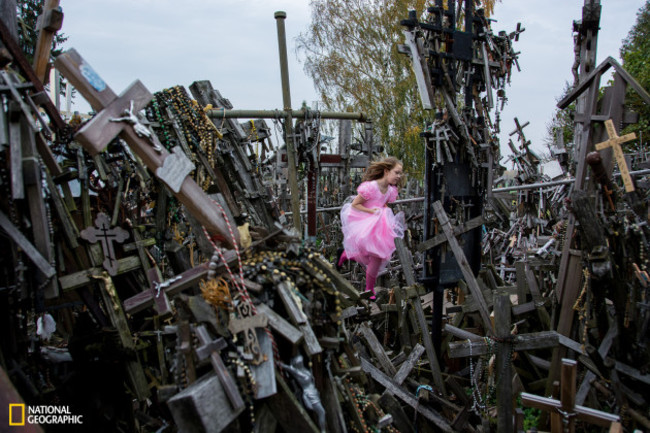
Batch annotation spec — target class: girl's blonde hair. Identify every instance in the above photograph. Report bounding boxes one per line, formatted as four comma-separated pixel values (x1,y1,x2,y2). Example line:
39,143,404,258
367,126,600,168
362,156,403,183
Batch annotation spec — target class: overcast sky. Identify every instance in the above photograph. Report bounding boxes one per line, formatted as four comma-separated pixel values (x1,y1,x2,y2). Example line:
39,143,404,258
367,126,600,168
58,0,646,156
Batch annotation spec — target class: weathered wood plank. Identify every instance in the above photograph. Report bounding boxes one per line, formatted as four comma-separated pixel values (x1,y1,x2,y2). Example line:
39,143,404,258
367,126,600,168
276,281,307,324
576,321,617,405
21,115,58,298
310,255,359,300
267,371,320,433
417,215,484,252
255,303,303,345
395,237,416,286
409,289,446,395
299,323,323,357
59,256,141,291
360,357,453,433
449,331,559,358
393,343,425,385
8,101,23,199
91,273,150,400
433,201,493,332
359,323,396,376
495,293,513,433
0,210,55,279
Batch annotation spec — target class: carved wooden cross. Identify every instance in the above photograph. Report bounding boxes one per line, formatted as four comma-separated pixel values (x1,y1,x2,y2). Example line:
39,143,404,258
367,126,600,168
80,212,128,276
193,324,245,412
595,119,636,192
521,358,620,433
53,49,239,248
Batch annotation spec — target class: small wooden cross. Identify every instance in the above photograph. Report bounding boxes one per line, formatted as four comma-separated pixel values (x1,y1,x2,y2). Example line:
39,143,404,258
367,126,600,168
193,324,245,412
53,49,239,248
80,213,129,276
595,119,636,192
521,358,620,433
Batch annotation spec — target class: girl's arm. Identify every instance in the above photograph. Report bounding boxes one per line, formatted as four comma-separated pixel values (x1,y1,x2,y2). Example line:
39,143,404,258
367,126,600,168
351,194,378,214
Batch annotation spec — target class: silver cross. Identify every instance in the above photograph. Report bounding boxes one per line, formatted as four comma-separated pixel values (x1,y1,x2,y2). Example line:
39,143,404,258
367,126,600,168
109,100,162,153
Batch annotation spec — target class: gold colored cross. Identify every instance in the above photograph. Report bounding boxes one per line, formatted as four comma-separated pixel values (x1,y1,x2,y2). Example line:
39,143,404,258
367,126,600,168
595,119,636,192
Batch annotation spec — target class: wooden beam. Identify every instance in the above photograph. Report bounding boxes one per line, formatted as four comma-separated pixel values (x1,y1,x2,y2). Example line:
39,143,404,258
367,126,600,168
59,256,141,291
32,0,63,84
360,357,454,433
0,210,55,279
449,331,559,358
0,17,65,131
433,201,493,332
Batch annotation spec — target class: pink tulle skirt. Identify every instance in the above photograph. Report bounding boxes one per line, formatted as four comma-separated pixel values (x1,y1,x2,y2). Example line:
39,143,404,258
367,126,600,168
340,200,405,271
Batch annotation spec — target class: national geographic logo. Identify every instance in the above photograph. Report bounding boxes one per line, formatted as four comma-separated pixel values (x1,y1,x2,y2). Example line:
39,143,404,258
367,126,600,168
9,404,83,427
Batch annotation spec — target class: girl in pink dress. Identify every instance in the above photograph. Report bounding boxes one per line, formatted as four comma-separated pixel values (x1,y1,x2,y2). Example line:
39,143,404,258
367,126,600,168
338,157,406,299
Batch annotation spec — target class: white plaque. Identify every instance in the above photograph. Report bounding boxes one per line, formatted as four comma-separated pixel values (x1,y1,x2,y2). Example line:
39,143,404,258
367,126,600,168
156,146,195,193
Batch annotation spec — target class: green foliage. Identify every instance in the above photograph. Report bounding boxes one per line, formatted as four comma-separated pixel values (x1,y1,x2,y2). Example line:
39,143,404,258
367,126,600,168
544,81,575,150
297,0,429,179
620,0,650,142
297,0,501,180
516,396,541,431
16,0,67,65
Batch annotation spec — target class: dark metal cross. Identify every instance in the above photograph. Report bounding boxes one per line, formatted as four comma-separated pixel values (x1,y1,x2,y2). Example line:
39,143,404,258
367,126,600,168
80,213,129,276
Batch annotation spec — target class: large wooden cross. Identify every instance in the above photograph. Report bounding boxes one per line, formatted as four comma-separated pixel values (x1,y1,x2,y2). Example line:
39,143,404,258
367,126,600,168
595,119,636,192
521,358,620,433
448,294,560,433
53,49,239,248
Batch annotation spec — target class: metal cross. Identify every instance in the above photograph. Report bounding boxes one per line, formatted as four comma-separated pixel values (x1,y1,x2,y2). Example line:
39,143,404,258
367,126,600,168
109,99,162,152
80,213,129,275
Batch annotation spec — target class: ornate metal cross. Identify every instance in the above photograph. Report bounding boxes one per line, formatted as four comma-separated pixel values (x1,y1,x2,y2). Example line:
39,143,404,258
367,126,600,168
80,213,129,275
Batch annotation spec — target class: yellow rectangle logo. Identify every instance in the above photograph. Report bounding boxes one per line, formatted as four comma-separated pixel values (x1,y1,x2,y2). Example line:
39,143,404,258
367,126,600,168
9,404,25,426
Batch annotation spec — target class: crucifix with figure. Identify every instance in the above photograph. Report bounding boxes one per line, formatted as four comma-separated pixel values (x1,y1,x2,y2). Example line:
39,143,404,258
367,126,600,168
53,49,239,249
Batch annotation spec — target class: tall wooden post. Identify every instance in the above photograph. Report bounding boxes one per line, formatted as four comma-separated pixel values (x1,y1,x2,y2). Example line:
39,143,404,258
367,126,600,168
275,11,302,235
550,0,601,398
495,293,513,433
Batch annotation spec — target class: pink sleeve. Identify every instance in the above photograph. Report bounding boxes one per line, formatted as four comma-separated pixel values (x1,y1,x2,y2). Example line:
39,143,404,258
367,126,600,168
356,181,374,200
387,185,398,203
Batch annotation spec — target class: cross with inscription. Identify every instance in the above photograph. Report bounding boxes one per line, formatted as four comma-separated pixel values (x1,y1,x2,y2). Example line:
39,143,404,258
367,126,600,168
80,212,128,276
595,119,637,192
53,49,239,248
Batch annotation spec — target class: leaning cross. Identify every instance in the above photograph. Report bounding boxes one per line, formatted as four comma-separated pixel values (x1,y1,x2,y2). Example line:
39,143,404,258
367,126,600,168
54,49,239,248
521,358,620,433
595,119,636,192
193,324,245,412
433,200,493,333
80,212,128,276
